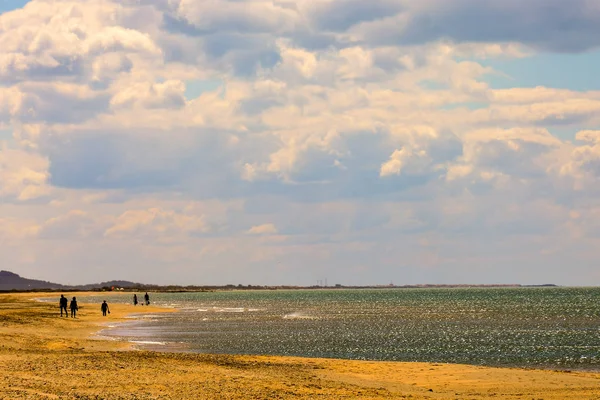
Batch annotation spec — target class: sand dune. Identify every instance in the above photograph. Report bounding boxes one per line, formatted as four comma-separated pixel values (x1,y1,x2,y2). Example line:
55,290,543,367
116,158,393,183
0,293,598,399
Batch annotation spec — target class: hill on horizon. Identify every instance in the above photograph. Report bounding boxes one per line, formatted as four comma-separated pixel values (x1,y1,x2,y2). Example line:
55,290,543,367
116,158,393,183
0,270,144,291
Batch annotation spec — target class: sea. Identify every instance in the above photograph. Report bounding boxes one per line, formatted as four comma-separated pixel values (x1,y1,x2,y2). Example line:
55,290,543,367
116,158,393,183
70,287,600,370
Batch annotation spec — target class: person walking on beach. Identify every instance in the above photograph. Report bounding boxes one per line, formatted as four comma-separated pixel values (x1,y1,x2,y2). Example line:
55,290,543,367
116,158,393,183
144,292,150,305
101,300,110,316
59,294,68,317
69,297,78,318
133,294,138,306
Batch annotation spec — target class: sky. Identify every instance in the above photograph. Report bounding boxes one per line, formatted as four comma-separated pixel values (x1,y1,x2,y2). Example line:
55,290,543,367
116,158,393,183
1,0,600,286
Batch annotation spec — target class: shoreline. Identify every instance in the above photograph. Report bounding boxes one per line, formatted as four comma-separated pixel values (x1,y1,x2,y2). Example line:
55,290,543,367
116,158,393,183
1,292,600,399
34,291,179,351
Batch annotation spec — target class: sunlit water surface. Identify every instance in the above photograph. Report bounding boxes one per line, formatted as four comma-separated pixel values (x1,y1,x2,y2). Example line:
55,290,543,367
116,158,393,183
76,288,600,370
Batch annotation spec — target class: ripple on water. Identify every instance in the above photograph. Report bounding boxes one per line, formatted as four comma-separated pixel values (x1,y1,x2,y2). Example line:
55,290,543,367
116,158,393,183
77,288,600,370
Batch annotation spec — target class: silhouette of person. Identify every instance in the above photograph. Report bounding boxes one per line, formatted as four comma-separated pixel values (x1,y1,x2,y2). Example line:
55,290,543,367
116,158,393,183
133,294,138,306
69,297,78,318
101,300,110,316
59,294,68,317
144,292,150,305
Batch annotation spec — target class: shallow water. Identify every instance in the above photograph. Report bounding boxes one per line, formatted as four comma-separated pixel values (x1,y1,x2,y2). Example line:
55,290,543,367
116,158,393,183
79,288,600,370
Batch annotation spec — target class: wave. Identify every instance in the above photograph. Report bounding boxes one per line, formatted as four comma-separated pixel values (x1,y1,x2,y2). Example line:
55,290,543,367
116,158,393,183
217,308,245,313
194,307,265,313
32,297,55,303
283,312,315,320
130,340,166,346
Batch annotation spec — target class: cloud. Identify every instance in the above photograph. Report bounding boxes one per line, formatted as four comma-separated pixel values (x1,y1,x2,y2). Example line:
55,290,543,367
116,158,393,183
0,145,51,201
380,128,462,178
110,80,186,110
575,130,600,143
0,218,39,241
307,0,404,32
104,207,209,239
162,0,600,53
13,83,110,124
247,223,278,235
37,210,105,239
0,1,163,85
172,0,299,35
356,0,600,52
557,130,600,186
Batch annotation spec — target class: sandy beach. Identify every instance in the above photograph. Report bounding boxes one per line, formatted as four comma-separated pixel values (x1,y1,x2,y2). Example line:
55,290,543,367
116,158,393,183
0,293,598,399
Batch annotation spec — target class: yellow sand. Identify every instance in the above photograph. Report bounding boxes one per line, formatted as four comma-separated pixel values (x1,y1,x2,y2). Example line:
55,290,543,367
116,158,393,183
0,292,598,399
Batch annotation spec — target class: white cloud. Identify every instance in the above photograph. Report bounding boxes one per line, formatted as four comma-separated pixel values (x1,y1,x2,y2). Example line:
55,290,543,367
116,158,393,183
0,145,51,201
104,207,209,239
38,209,105,239
110,80,186,110
173,0,299,34
247,223,278,235
557,130,600,187
575,130,600,143
0,218,39,241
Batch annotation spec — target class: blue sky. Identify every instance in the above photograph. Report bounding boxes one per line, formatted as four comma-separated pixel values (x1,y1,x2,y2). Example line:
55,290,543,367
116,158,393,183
0,0,28,13
1,0,600,286
184,79,224,100
483,50,600,91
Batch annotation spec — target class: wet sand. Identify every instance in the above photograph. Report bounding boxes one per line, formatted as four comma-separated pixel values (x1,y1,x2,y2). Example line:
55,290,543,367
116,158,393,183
0,292,599,399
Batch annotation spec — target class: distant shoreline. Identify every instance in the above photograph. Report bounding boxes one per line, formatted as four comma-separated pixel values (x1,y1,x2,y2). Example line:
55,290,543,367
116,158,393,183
0,283,560,293
0,270,564,292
